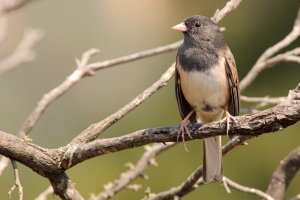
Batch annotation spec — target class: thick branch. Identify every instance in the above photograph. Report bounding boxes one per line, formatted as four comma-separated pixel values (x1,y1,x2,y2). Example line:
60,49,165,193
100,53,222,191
1,98,299,175
0,131,61,177
266,147,300,200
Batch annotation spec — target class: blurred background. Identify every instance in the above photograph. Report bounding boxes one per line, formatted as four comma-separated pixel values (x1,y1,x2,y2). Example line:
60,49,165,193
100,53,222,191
0,0,299,199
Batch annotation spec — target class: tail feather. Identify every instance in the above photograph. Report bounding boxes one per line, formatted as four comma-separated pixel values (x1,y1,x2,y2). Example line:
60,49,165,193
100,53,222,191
203,136,223,183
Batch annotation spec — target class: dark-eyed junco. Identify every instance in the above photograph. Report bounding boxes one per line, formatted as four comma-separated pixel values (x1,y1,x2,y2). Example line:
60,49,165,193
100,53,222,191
172,15,240,183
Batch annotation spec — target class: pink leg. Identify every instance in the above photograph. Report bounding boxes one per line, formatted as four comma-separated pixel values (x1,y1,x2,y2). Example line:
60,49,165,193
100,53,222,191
222,111,236,137
178,110,195,151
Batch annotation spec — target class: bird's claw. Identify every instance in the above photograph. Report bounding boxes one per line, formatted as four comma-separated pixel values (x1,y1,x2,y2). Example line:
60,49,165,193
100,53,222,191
177,123,193,152
221,111,236,138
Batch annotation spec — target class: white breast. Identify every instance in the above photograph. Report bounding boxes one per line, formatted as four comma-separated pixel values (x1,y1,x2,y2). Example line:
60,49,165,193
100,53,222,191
177,57,229,113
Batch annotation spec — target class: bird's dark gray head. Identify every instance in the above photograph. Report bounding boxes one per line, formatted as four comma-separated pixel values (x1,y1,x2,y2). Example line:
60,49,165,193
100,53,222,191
173,15,223,46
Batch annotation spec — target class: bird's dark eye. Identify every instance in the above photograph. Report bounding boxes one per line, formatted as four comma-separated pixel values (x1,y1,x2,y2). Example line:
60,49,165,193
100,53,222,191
195,22,201,27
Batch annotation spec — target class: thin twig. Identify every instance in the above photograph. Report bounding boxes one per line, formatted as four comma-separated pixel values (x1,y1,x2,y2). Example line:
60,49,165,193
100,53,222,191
34,186,53,200
8,160,23,200
92,143,175,200
87,41,181,71
241,95,286,104
240,95,286,113
240,8,300,91
0,28,44,75
223,176,275,200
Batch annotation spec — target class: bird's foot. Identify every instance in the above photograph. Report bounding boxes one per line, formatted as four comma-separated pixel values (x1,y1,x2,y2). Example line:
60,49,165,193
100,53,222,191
221,111,236,138
177,110,194,152
177,123,191,152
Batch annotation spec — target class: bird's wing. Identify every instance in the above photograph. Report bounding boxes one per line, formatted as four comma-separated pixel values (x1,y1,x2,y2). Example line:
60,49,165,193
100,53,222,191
224,46,240,116
175,66,197,123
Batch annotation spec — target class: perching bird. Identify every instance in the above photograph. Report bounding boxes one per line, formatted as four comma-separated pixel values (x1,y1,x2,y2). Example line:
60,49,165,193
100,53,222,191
172,15,240,183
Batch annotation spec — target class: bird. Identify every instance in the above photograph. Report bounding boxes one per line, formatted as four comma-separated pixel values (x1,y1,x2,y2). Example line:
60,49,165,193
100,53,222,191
172,15,240,183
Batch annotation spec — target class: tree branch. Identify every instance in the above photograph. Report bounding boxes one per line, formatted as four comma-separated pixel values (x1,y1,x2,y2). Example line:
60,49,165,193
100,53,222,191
63,95,300,168
0,89,298,176
266,146,300,200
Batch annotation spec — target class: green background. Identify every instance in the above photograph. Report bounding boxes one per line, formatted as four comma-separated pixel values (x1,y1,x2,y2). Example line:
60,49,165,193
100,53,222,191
0,0,299,199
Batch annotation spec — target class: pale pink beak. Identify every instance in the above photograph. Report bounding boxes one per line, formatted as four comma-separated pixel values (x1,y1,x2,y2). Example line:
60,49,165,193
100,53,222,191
172,22,188,32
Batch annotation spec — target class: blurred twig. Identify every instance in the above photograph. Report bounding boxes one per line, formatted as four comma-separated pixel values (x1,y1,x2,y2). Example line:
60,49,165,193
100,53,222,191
0,28,44,75
8,160,23,200
0,85,299,199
